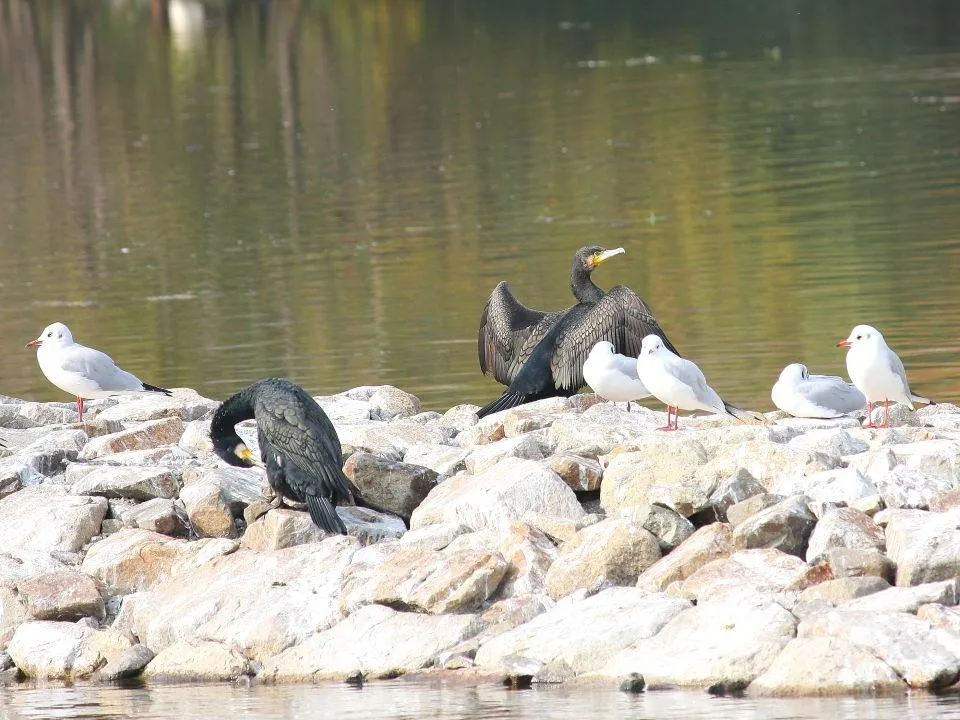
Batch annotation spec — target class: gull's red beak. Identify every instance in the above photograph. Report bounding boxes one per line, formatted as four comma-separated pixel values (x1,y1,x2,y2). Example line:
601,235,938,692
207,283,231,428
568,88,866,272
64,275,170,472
836,340,851,348
25,339,41,348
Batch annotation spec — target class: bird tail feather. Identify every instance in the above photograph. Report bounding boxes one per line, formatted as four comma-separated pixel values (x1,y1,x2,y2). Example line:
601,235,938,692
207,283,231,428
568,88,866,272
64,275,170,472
477,391,529,418
722,400,766,424
142,382,172,396
911,394,935,406
306,494,347,535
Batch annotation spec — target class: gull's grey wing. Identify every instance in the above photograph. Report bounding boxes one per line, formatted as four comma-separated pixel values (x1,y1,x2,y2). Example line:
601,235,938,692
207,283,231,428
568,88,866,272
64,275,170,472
884,348,913,395
60,345,143,391
804,375,866,414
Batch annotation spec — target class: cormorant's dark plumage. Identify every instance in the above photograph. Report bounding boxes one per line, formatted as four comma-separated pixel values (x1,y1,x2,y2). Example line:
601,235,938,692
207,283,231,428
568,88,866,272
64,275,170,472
210,378,352,534
477,246,678,418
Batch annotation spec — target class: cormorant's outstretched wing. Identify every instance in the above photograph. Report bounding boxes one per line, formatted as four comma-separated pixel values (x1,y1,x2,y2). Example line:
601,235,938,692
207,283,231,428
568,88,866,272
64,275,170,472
550,285,678,392
479,281,560,385
253,389,352,508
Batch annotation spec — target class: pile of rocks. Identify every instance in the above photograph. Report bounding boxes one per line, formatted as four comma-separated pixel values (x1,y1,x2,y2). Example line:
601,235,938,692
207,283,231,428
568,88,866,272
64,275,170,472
1,386,959,696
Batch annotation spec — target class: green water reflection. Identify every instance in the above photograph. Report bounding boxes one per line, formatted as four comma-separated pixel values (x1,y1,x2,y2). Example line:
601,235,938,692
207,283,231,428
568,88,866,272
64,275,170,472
0,0,958,410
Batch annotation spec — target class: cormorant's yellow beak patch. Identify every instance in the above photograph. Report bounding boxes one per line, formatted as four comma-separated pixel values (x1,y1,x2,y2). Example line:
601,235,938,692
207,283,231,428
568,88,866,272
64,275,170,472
595,247,625,265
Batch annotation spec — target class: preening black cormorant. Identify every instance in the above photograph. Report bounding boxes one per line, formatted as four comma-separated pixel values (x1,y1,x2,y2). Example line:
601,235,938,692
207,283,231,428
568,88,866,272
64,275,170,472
476,246,679,417
210,378,352,534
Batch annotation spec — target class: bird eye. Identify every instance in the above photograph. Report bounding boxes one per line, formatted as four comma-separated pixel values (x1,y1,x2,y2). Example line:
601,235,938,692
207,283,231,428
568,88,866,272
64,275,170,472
856,335,862,340
46,332,52,337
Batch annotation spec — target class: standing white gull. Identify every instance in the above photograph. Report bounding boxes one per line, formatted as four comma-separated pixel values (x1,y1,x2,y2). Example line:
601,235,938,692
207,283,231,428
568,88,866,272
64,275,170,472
837,324,932,428
635,334,739,431
27,322,171,421
583,341,650,411
771,363,866,419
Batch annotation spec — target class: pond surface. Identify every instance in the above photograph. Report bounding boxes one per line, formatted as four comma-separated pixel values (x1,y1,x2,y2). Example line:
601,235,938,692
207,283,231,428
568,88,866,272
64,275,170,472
3,679,960,720
1,0,959,412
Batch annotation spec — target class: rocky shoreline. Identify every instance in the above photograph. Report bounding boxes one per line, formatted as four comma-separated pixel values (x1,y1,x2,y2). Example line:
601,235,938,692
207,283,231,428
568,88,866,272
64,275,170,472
1,386,960,696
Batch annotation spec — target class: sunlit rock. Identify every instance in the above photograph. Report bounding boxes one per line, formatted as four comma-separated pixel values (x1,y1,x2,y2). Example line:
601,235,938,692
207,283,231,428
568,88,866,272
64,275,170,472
838,579,959,614
0,486,107,553
410,457,584,532
343,452,437,521
67,464,180,501
17,571,104,622
637,523,733,593
8,621,132,679
144,639,250,681
464,434,545,475
545,519,660,600
261,604,481,681
95,389,217,424
799,610,960,689
679,549,809,602
78,417,184,460
805,507,884,564
731,495,817,558
475,588,688,676
750,636,904,696
599,596,797,688
885,507,960,586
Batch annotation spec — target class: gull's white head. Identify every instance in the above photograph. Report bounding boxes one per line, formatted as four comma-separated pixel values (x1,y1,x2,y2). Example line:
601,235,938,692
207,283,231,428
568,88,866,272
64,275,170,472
777,363,809,385
837,324,883,350
588,341,616,360
26,322,74,350
639,334,667,357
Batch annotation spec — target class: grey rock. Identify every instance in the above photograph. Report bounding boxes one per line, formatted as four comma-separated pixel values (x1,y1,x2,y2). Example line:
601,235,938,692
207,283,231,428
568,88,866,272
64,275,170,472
17,570,105,621
839,579,959,613
93,644,156,681
182,466,263,509
343,452,437,521
541,453,602,492
726,493,782,527
637,523,734,593
119,498,188,537
706,468,766,521
731,495,817,558
618,504,694,552
67,464,180,501
805,507,884,564
800,610,960,689
339,506,407,544
750,636,903,696
368,386,422,421
798,576,891,606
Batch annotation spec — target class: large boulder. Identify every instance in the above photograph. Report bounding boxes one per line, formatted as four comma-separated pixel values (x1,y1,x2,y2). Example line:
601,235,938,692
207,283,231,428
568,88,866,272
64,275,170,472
410,458,584,532
7,621,132,679
544,519,661,600
261,604,481,681
78,417,184,460
0,486,107,553
343,452,437,521
475,588,689,676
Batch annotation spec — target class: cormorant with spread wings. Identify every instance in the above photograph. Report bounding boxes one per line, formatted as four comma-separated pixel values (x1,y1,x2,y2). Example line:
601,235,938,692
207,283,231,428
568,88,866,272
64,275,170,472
476,246,678,417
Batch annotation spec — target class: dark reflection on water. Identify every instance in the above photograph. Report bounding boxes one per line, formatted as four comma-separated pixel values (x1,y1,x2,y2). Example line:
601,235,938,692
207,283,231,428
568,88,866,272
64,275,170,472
4,680,960,720
0,0,959,413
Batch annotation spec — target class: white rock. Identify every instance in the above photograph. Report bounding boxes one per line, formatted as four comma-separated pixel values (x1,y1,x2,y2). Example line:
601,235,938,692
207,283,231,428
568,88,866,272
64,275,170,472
7,620,132,679
800,610,960,689
464,434,544,475
399,523,470,551
773,467,878,508
805,507,884,564
679,549,809,602
143,639,250,681
261,604,480,680
475,588,689,675
872,465,958,509
839,579,959,613
885,507,960,586
600,596,797,687
401,444,469,476
96,390,217,423
182,466,263,508
67,464,180,501
123,538,358,662
410,457,584,532
750,636,903,696
0,486,107,553
787,428,868,458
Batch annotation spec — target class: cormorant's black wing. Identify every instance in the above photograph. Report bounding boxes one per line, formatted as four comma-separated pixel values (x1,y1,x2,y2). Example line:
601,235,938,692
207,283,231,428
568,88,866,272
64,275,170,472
253,388,352,506
479,281,560,385
550,285,678,392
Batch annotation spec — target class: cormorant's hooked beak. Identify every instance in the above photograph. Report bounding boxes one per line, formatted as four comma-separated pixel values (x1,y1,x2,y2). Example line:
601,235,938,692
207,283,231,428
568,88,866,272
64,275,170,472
236,444,263,468
836,340,852,348
594,247,625,266
25,339,41,348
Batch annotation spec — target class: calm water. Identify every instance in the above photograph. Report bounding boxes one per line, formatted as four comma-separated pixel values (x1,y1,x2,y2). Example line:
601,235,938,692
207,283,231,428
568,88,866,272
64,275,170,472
3,679,960,720
1,1,960,411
